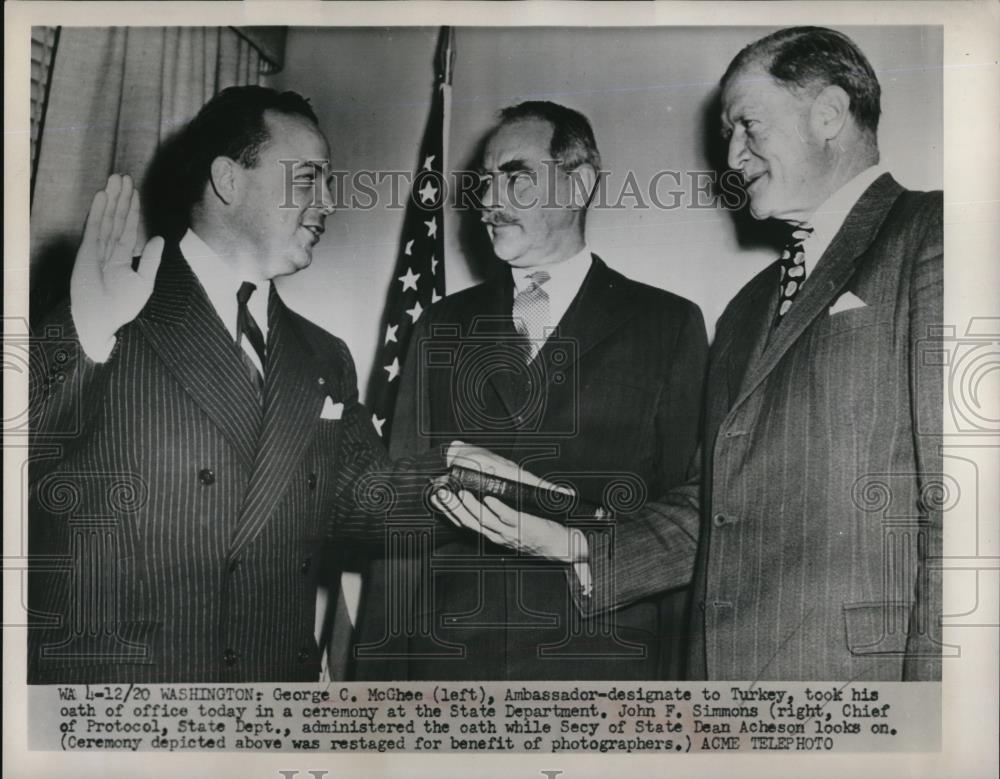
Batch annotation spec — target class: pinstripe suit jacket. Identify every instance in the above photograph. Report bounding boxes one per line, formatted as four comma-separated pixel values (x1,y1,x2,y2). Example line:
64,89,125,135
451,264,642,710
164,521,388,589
28,244,442,683
583,174,943,680
355,256,708,680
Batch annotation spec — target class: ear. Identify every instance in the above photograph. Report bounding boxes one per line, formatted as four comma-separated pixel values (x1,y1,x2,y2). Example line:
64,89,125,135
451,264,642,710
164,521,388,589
208,156,240,205
810,84,851,142
566,163,598,210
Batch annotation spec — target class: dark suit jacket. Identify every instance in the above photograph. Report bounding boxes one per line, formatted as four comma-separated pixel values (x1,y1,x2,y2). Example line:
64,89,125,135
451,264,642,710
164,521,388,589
583,174,943,680
355,255,708,680
28,243,442,683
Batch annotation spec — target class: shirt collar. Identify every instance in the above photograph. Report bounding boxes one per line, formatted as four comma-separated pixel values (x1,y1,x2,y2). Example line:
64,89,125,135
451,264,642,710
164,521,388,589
511,245,593,328
180,228,270,341
799,164,886,276
511,245,592,292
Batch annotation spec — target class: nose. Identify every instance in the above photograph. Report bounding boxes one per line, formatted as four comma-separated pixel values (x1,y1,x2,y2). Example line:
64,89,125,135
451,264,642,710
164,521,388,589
479,174,504,215
316,176,336,216
727,129,749,171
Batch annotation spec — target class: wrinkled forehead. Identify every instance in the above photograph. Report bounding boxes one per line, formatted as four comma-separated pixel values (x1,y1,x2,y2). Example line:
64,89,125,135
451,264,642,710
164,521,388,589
481,118,555,171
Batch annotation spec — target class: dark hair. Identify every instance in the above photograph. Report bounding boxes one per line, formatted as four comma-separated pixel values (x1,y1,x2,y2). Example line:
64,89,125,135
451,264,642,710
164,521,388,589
178,85,319,220
722,26,881,134
496,100,602,172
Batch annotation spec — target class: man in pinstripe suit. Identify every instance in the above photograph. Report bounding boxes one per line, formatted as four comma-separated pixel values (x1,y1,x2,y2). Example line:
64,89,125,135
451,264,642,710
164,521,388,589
439,27,943,681
27,86,540,683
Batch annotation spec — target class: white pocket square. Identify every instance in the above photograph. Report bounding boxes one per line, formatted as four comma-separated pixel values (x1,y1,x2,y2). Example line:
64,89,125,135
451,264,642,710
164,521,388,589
320,398,344,420
829,290,867,315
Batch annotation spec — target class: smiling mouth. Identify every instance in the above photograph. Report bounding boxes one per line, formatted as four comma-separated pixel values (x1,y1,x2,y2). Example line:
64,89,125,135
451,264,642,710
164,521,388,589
744,173,766,191
302,224,324,244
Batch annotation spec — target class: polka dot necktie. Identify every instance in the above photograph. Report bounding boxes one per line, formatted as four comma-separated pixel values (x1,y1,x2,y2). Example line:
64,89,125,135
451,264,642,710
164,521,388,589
774,225,814,326
512,270,551,361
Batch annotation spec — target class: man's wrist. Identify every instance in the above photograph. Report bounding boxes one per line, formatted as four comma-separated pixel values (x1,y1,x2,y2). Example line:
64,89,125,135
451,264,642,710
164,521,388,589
71,304,117,363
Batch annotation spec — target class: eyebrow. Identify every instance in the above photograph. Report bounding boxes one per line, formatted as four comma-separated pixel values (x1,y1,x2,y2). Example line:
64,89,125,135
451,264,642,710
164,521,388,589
478,158,532,176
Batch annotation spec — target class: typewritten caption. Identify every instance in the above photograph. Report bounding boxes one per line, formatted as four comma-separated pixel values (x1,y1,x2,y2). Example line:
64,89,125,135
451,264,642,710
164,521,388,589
30,682,940,753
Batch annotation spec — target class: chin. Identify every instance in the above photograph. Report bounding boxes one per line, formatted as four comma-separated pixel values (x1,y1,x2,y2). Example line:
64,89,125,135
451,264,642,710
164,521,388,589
747,198,773,221
270,252,312,279
491,238,524,263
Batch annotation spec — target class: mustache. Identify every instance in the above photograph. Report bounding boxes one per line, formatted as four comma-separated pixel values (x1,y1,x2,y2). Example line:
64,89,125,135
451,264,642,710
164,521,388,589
481,213,520,227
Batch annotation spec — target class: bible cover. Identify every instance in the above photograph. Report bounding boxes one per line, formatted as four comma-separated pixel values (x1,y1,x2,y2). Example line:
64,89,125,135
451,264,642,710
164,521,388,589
439,464,609,522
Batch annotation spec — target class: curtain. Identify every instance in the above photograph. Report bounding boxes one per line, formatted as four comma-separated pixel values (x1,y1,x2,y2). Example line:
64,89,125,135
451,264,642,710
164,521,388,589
30,27,282,320
30,27,58,190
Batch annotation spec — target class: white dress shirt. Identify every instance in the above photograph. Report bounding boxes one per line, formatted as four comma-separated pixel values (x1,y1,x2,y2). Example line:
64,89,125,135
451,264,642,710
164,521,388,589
510,244,593,343
181,228,270,375
799,164,886,277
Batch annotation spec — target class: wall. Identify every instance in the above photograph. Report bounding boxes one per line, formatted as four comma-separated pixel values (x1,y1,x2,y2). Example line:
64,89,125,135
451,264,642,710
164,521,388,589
268,25,943,398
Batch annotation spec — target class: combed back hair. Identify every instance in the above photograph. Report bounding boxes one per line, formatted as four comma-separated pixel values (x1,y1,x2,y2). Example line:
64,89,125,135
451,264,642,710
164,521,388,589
496,101,602,172
721,26,882,134
179,85,319,220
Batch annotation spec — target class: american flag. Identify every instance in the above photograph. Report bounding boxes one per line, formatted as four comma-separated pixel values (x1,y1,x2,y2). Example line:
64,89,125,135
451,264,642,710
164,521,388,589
367,27,454,441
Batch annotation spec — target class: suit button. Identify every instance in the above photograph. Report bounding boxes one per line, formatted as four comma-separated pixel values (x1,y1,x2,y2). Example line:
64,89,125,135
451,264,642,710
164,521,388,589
198,468,215,486
223,649,238,666
712,513,728,527
229,558,242,573
297,647,311,663
300,558,312,574
307,473,318,490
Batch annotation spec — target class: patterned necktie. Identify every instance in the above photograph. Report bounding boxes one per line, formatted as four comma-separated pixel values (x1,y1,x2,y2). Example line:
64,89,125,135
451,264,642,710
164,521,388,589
236,281,267,394
512,270,551,362
774,225,814,326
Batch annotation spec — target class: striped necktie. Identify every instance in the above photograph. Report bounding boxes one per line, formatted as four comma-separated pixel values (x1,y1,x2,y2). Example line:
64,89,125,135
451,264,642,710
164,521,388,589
774,225,814,326
512,270,551,362
236,281,267,395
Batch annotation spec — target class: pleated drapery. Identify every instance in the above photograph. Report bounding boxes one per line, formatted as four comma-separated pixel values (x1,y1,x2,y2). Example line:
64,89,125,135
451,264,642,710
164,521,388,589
30,27,282,319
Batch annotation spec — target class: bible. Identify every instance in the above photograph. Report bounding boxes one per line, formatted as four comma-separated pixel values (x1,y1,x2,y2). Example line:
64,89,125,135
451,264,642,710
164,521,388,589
437,464,610,522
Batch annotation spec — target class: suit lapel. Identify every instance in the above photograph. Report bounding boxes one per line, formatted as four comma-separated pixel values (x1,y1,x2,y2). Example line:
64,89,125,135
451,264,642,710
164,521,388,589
732,174,904,410
226,289,327,563
711,266,779,408
480,273,527,417
539,255,639,373
136,244,261,468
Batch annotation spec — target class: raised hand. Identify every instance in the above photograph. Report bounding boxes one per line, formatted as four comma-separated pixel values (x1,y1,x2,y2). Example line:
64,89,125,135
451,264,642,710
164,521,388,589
70,174,164,361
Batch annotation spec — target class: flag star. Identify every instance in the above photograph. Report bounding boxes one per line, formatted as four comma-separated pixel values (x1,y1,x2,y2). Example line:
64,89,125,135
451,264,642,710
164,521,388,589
431,290,442,304
430,254,438,273
404,239,414,256
398,266,421,292
418,180,439,204
406,300,424,323
422,155,436,171
383,357,401,382
384,323,398,345
424,217,437,238
372,414,386,437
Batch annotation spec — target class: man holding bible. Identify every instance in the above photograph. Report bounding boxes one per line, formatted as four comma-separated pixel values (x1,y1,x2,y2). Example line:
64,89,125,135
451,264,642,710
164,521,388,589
356,101,708,680
439,28,943,682
27,86,549,683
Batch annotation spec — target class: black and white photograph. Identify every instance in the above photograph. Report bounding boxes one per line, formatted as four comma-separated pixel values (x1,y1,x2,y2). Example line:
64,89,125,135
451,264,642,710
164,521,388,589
4,2,998,778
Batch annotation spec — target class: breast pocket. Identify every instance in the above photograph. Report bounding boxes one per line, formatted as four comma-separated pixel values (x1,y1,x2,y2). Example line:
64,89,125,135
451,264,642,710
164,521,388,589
820,303,882,336
808,304,892,427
